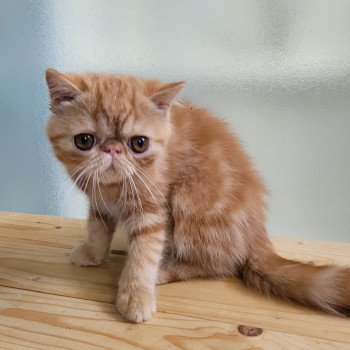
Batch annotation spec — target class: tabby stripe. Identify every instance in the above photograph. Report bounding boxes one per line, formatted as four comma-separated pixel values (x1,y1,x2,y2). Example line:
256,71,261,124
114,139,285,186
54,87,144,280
128,237,164,267
133,254,161,269
126,212,165,233
129,223,165,239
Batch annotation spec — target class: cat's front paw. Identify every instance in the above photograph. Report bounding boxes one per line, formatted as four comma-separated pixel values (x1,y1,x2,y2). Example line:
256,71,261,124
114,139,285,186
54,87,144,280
69,242,104,266
116,285,156,323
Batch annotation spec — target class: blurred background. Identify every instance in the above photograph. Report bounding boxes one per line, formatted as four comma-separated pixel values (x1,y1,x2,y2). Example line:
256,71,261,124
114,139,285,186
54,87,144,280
1,0,349,242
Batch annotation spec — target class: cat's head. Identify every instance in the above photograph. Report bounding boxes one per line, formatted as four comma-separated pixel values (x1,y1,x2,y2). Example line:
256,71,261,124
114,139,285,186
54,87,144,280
45,69,184,187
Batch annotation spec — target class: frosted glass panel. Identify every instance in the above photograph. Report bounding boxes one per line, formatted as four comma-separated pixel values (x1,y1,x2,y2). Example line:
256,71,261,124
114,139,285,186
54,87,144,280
1,0,349,242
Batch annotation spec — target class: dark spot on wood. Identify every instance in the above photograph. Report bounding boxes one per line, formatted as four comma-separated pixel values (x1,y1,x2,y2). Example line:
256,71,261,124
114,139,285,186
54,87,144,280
238,325,263,337
55,226,62,229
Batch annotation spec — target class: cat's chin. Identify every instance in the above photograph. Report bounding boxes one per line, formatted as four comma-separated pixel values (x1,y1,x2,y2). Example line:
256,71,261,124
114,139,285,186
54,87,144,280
100,168,123,185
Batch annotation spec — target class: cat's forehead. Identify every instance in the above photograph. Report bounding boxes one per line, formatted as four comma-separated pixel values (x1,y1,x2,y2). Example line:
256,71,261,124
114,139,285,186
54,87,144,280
85,75,162,138
91,76,136,118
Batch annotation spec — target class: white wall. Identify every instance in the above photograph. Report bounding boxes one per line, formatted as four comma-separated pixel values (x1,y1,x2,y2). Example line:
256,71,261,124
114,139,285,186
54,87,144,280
1,0,349,242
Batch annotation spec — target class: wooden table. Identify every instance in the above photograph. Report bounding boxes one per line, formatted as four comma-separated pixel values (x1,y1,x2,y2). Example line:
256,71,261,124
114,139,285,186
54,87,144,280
0,211,349,349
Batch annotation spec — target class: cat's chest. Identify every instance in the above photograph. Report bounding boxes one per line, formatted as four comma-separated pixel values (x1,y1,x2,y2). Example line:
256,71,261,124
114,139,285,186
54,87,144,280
92,186,141,221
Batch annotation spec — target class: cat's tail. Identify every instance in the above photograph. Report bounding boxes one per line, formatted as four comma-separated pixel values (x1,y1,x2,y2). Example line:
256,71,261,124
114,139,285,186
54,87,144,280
241,245,350,314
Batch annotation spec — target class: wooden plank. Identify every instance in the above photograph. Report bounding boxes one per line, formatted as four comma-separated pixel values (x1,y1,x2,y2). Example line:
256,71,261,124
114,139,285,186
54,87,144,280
0,212,123,302
272,236,350,266
2,211,350,263
1,209,350,283
0,211,127,251
1,212,350,344
0,286,348,350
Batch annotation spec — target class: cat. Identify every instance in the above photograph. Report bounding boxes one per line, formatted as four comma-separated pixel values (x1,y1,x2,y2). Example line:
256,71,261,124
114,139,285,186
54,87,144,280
46,68,350,323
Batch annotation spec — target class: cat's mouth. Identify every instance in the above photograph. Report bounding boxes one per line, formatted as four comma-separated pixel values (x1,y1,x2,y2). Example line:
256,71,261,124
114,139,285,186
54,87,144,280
100,164,123,185
99,157,127,185
106,163,116,171
103,157,119,172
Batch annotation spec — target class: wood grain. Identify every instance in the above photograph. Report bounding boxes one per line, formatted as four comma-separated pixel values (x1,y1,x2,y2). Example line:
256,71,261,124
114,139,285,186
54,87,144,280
0,286,349,350
1,211,350,349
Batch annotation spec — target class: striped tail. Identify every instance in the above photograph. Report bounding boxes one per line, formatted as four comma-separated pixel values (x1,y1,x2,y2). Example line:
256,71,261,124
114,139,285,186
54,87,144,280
241,246,350,315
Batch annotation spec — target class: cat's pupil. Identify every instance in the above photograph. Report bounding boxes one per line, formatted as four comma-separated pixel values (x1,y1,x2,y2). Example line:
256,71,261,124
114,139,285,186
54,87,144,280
74,133,95,151
129,136,149,154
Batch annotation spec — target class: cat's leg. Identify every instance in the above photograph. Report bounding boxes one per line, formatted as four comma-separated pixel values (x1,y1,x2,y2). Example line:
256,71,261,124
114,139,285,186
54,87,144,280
117,213,166,323
70,208,117,266
157,259,209,284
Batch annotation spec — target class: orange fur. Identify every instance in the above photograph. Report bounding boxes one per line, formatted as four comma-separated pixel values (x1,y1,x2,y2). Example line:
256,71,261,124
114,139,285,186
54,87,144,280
46,69,350,323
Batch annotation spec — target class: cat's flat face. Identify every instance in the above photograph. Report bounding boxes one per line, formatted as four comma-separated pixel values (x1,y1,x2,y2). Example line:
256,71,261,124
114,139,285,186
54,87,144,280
46,70,184,187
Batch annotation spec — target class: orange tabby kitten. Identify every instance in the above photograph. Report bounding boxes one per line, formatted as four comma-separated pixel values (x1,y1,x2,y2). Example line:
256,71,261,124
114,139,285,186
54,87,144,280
46,69,350,323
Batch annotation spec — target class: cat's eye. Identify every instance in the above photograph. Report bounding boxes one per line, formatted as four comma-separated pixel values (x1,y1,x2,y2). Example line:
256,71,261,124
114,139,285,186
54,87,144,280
128,136,149,154
73,133,96,151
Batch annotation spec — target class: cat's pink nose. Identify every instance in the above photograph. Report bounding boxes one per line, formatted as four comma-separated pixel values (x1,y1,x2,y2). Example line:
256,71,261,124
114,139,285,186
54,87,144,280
103,143,122,157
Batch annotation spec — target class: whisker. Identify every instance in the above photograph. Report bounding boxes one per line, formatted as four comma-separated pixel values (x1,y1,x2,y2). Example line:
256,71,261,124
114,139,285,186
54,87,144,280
68,158,94,178
96,170,113,216
132,163,170,209
123,166,143,217
92,172,108,232
131,169,164,215
73,105,92,119
66,158,100,196
121,158,167,217
82,169,94,196
79,98,94,115
57,159,94,193
128,172,144,216
60,166,91,217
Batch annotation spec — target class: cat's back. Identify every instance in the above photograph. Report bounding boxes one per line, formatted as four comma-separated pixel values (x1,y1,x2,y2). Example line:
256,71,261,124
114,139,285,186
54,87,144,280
169,103,265,211
172,103,229,144
171,103,255,173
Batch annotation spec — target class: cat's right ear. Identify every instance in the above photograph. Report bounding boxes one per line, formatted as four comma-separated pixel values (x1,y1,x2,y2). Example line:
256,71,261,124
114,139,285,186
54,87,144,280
45,68,81,112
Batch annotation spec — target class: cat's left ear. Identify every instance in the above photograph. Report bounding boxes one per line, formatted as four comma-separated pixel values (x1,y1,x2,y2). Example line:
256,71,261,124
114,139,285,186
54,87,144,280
151,81,185,112
45,68,82,112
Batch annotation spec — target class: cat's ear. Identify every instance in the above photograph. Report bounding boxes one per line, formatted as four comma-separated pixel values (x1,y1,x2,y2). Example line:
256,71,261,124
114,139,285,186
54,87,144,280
45,68,82,111
151,81,185,112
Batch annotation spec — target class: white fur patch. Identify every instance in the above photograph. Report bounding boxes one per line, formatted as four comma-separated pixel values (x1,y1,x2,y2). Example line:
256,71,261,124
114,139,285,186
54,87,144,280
311,267,342,313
